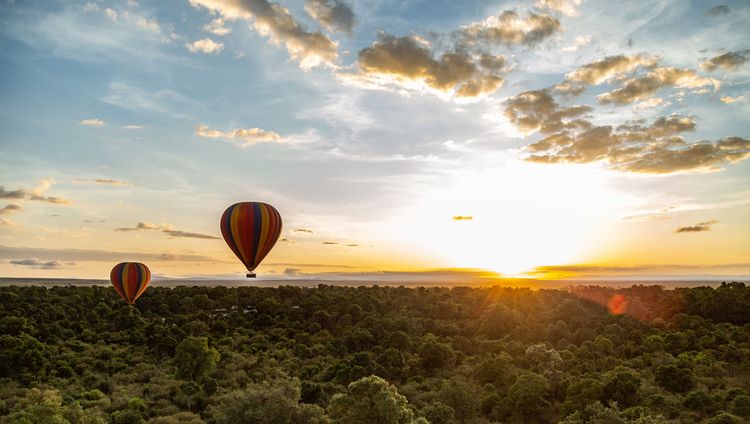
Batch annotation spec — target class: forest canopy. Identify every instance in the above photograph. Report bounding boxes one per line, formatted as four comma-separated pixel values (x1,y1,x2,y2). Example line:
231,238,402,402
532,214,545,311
0,282,748,423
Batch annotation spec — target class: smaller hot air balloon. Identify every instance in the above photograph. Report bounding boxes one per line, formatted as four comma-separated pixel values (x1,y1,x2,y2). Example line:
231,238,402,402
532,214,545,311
110,262,151,304
220,202,282,278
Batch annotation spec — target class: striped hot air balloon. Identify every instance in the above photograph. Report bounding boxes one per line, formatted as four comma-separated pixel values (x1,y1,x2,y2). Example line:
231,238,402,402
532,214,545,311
110,262,151,305
220,202,282,278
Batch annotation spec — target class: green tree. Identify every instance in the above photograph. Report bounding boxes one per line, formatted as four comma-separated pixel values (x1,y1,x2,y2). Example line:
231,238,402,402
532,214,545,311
328,375,420,424
173,336,220,381
505,372,551,421
602,367,641,407
418,334,455,374
654,364,694,393
210,378,329,424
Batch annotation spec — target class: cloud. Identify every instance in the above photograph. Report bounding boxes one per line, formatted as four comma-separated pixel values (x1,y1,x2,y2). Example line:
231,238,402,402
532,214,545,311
562,35,591,52
460,11,561,46
304,0,355,34
0,204,21,215
9,258,70,269
0,245,217,262
116,222,219,239
162,228,221,239
186,38,224,54
452,215,473,220
294,228,315,233
721,95,744,104
535,0,581,16
284,268,301,276
136,17,160,32
676,220,718,233
79,118,105,127
555,54,657,95
0,179,71,204
506,89,750,173
0,218,16,226
597,67,719,105
322,241,338,245
195,124,282,146
116,221,161,231
74,178,132,187
346,243,359,247
527,262,748,278
503,53,749,174
353,33,505,97
701,50,750,72
121,125,143,129
189,0,338,68
704,5,731,16
203,18,231,36
104,8,118,22
504,89,592,134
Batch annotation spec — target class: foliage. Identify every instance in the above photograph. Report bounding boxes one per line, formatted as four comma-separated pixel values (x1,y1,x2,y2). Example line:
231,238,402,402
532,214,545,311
0,282,748,423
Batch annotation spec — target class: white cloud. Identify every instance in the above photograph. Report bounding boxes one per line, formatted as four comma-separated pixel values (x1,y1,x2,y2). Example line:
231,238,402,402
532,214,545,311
195,124,282,146
721,95,744,104
203,18,231,36
79,118,105,127
185,38,224,54
136,17,160,32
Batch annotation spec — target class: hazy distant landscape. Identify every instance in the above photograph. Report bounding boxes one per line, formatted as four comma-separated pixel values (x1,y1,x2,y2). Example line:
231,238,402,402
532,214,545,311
0,278,744,289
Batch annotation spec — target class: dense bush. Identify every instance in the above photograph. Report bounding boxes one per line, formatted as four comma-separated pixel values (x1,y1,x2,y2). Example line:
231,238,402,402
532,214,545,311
0,282,748,423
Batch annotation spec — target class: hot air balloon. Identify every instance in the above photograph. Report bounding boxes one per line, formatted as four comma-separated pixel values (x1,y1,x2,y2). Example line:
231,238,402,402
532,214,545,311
110,262,151,305
220,202,282,278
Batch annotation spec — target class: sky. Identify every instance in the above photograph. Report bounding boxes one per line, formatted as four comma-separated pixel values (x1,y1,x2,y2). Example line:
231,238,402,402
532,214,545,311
0,0,749,281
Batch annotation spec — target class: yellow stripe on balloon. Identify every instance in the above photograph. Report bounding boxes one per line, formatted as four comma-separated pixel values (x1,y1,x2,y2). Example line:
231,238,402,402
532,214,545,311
255,204,270,265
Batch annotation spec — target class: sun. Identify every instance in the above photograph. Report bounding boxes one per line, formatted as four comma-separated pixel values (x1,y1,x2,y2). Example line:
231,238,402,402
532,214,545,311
386,158,629,276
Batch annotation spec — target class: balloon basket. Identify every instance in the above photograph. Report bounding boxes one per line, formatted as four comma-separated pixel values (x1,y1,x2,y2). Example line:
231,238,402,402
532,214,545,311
246,273,256,278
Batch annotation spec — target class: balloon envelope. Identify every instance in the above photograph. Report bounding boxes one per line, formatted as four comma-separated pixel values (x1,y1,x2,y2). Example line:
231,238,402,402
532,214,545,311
110,262,151,304
220,202,282,273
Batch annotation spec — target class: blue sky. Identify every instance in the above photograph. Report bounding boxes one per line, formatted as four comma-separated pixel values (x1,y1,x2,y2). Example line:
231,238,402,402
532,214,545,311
1,0,749,280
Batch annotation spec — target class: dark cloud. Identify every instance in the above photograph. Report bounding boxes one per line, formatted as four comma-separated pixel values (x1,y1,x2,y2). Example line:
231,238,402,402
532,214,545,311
163,229,220,239
304,0,355,34
294,228,315,233
507,88,749,173
190,0,338,68
701,50,750,72
460,11,561,47
346,244,359,247
116,222,161,231
676,220,718,233
504,54,748,174
597,67,719,105
452,215,473,220
355,33,505,97
0,179,71,204
504,89,591,134
704,5,731,16
0,204,21,215
9,258,70,269
555,54,657,95
116,222,219,239
349,8,559,98
284,268,301,276
322,241,338,245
